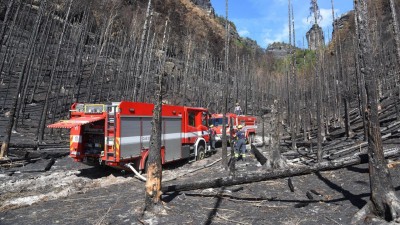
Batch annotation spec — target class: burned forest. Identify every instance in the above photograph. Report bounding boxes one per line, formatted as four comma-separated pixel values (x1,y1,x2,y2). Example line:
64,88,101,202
1,0,400,224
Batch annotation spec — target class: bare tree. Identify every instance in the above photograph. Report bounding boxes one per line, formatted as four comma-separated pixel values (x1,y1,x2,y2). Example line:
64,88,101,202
352,0,400,222
221,0,229,170
288,0,297,150
144,18,169,215
132,0,152,101
0,0,15,45
1,0,48,158
37,0,73,144
389,0,400,72
265,100,287,169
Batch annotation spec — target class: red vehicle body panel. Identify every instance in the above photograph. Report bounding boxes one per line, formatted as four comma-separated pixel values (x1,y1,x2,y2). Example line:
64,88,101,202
210,113,257,142
48,102,210,170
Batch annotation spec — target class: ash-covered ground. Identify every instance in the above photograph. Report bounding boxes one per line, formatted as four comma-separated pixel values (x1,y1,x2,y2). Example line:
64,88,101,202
1,136,400,225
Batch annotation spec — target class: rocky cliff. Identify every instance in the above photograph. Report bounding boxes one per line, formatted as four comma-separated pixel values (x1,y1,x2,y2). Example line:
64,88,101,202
190,0,212,12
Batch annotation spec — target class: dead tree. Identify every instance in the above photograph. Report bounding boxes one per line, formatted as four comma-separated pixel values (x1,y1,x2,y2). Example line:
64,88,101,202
266,100,287,169
37,0,73,143
389,0,400,67
0,0,15,45
132,0,152,101
144,19,169,215
288,0,297,150
353,11,368,141
221,0,229,170
15,6,51,130
163,148,400,193
352,0,400,223
0,0,47,158
86,7,116,103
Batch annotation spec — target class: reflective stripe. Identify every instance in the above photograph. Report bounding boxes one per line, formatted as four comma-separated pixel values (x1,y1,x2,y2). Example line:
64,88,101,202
121,132,183,145
71,135,82,143
183,131,204,139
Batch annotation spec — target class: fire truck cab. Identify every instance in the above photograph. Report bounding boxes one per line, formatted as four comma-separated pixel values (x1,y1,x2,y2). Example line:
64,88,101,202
48,101,211,170
209,113,257,144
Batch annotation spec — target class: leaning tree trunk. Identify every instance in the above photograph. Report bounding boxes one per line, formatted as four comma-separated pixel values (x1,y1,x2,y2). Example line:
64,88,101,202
352,0,400,223
143,19,168,215
132,0,152,101
0,0,47,158
37,0,72,143
0,0,15,45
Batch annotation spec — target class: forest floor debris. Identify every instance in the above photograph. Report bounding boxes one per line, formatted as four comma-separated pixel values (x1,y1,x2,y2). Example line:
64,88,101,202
1,140,400,224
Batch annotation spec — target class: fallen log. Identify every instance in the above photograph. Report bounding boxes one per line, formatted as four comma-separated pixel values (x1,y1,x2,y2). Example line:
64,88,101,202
251,144,267,165
327,133,392,160
162,148,400,193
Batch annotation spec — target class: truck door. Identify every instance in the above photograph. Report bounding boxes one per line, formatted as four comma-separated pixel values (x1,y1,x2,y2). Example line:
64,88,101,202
186,110,197,143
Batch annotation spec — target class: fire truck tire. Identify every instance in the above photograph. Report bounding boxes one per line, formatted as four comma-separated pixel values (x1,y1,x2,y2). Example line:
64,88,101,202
249,134,255,144
196,145,206,160
142,158,148,173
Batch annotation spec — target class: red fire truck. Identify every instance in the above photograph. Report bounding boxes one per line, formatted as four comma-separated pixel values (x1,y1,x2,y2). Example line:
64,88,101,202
209,113,257,144
48,102,211,170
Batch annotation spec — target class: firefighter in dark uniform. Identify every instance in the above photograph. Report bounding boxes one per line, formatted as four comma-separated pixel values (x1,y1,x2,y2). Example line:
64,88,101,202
209,125,217,152
234,125,246,160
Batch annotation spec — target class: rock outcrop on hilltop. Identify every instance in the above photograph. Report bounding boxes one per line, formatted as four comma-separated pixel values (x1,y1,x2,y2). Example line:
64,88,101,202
266,42,297,59
190,0,212,11
306,24,324,50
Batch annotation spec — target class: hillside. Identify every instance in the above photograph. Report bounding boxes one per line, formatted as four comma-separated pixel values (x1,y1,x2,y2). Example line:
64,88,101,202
2,0,400,223
0,0,268,145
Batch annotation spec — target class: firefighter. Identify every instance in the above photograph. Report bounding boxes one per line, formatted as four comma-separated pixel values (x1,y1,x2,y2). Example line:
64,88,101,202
234,124,246,160
209,125,217,152
234,103,242,115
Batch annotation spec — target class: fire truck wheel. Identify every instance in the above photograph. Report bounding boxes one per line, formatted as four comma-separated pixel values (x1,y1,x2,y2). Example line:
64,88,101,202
249,134,255,144
196,145,206,160
142,158,148,174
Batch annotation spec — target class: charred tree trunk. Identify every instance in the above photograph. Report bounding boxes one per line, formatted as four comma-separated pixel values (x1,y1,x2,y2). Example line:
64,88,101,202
163,148,400,193
315,57,323,162
37,0,72,143
352,0,400,223
266,100,287,169
389,0,400,75
132,0,152,101
221,0,229,170
16,8,51,130
86,11,115,103
0,0,47,158
144,19,168,215
0,0,15,45
353,3,368,142
288,0,297,150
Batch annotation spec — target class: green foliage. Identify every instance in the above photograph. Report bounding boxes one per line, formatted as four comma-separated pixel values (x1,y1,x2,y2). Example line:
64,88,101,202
234,39,245,48
215,14,237,33
272,49,316,73
295,49,316,71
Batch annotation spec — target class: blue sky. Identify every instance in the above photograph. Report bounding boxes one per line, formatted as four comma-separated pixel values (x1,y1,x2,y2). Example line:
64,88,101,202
210,0,354,49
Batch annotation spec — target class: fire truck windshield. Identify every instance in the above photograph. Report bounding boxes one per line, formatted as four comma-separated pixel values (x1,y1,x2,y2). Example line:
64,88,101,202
209,118,228,127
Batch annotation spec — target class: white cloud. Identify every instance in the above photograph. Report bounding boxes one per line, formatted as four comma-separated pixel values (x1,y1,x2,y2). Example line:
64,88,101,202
301,8,339,29
263,23,289,47
238,29,250,37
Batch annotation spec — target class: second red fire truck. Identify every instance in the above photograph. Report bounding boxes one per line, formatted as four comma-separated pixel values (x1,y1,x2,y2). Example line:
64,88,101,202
209,113,257,144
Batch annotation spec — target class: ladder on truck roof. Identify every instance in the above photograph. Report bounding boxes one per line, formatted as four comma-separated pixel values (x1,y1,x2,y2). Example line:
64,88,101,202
105,105,117,162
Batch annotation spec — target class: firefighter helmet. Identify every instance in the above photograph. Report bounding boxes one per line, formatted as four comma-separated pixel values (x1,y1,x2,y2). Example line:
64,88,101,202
237,125,243,129
210,125,214,128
